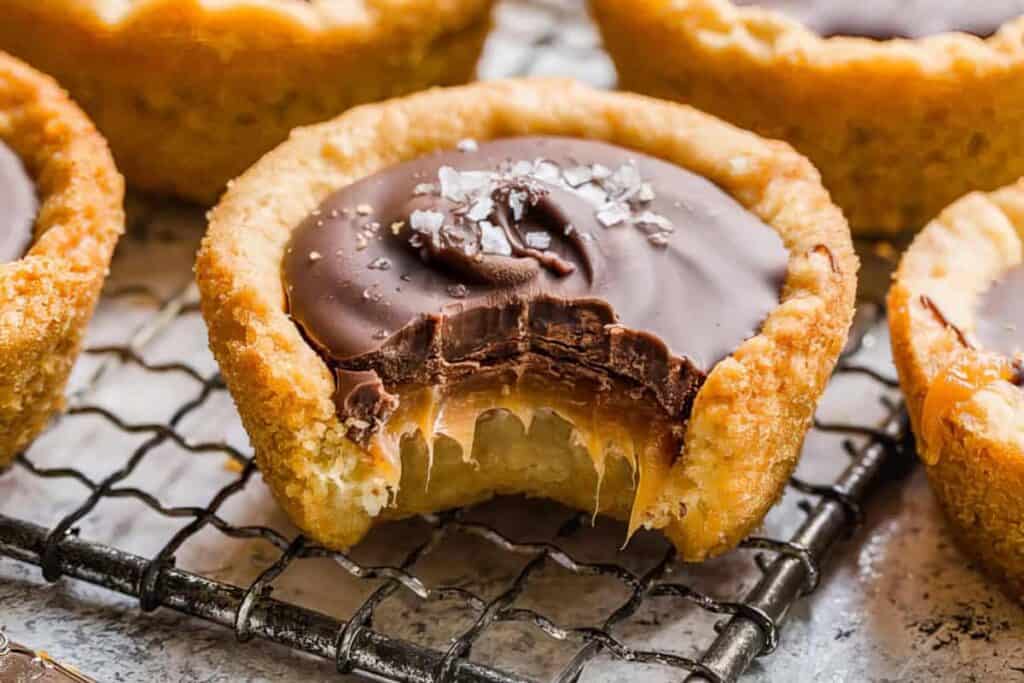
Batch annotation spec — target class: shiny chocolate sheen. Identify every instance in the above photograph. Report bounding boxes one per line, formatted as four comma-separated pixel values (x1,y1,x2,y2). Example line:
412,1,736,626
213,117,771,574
976,264,1024,359
0,140,36,264
284,137,788,434
736,1,1024,39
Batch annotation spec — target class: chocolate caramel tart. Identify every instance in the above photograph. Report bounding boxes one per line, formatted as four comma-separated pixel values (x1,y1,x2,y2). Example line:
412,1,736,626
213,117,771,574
197,80,857,559
0,51,124,466
588,0,1024,235
889,179,1024,598
0,0,495,205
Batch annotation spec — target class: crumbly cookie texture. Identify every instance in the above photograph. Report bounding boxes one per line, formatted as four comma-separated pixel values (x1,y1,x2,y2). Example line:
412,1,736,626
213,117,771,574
588,0,1024,235
0,0,495,205
889,179,1024,597
196,79,857,561
0,51,125,465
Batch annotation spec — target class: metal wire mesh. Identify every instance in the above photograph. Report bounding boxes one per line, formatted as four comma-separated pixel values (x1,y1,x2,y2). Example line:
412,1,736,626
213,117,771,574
0,3,912,681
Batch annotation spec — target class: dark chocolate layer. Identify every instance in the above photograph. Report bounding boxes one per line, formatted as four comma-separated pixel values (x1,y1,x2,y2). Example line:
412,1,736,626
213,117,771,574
0,139,36,264
284,137,788,437
736,1,1024,39
976,264,1024,359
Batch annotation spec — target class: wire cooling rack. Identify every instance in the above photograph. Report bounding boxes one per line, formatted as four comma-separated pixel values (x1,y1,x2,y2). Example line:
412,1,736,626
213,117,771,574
0,2,914,681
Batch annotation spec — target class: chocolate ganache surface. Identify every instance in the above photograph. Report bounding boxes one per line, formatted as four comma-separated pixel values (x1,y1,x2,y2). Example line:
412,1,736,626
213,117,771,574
0,139,36,264
976,265,1024,360
735,1,1024,39
284,137,788,436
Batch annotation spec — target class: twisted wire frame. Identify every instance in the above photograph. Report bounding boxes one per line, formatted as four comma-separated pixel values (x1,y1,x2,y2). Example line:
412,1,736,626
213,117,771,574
0,3,912,682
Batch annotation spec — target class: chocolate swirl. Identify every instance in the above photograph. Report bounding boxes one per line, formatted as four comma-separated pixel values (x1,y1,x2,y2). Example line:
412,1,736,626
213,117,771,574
736,1,1024,39
976,264,1024,360
0,140,36,264
284,137,788,437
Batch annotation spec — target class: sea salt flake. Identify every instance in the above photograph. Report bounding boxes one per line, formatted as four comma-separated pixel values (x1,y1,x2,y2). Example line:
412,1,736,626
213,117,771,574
648,233,670,247
447,284,469,299
410,209,445,235
634,211,674,233
368,257,392,271
439,166,492,201
607,162,642,199
457,138,479,153
636,182,656,203
356,203,374,216
355,233,369,251
574,182,608,208
510,160,534,177
413,183,438,196
591,163,612,180
479,221,512,256
533,160,561,184
308,251,322,262
525,232,552,250
562,165,593,188
466,197,495,221
596,202,630,228
508,190,528,222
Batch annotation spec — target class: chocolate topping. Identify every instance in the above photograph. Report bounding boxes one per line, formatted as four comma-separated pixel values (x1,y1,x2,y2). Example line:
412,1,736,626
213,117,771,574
736,1,1024,39
976,264,1024,359
0,139,36,264
284,137,788,439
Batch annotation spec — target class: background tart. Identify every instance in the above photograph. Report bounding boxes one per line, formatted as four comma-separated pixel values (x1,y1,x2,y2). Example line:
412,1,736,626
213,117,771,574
588,0,1024,235
0,51,125,466
196,79,857,561
889,179,1024,597
0,0,496,205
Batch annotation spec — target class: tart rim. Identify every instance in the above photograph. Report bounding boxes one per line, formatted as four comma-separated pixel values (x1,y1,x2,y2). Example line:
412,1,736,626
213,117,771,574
196,78,858,561
0,50,125,464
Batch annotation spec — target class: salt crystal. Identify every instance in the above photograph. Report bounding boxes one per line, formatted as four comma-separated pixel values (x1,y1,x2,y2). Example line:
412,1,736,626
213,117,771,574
562,165,593,188
466,197,495,221
372,329,390,340
457,138,479,153
634,211,674,233
355,233,369,251
447,284,469,299
574,182,608,208
410,209,445,234
596,202,630,228
607,162,642,199
510,160,534,177
648,233,670,247
525,232,551,250
636,182,656,203
508,191,527,222
308,251,322,262
591,163,612,180
479,221,512,256
368,257,392,271
356,203,373,216
533,160,561,184
413,183,438,196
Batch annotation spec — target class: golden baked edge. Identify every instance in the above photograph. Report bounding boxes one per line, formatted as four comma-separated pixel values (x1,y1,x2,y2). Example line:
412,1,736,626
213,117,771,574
196,78,858,561
0,51,125,465
889,179,1024,597
588,0,1024,236
0,0,495,204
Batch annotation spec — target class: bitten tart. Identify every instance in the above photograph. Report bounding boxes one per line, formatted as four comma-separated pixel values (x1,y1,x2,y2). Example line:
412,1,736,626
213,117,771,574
0,0,495,205
889,179,1024,597
0,52,125,466
196,79,857,560
588,0,1024,235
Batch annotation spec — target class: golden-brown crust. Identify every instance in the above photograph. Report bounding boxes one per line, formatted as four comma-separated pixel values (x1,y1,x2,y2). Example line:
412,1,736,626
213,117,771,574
196,79,857,560
0,51,125,465
588,0,1024,236
889,179,1024,598
0,0,495,205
